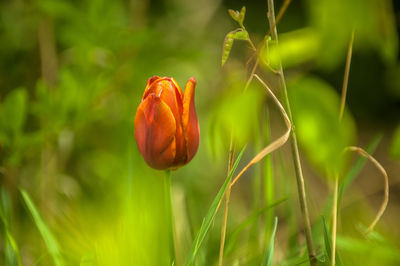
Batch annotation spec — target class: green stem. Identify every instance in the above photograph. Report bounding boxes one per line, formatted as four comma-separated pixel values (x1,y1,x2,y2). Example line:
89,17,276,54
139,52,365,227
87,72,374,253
266,0,317,264
263,105,274,245
164,170,176,265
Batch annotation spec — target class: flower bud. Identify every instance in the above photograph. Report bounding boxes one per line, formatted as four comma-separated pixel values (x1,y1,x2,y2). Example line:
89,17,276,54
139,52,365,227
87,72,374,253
135,76,199,170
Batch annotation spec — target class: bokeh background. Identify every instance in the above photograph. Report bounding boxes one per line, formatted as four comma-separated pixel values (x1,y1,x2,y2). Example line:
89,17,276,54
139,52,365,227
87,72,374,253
0,0,399,265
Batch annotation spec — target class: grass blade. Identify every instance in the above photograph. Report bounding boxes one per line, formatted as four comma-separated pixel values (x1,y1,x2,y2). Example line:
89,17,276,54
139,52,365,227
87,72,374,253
263,216,278,266
184,146,246,266
20,189,64,266
322,216,342,266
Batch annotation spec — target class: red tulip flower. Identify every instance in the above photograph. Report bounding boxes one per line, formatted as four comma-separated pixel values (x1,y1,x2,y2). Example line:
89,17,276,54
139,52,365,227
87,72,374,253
135,76,200,170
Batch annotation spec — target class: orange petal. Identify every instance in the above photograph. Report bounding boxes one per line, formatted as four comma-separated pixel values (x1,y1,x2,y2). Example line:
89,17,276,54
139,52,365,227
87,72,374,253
135,93,177,170
142,78,186,165
142,76,161,99
182,77,200,163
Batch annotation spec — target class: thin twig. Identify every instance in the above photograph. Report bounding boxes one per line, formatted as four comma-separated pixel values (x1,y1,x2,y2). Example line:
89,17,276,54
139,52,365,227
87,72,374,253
266,0,317,264
266,0,291,37
343,146,389,235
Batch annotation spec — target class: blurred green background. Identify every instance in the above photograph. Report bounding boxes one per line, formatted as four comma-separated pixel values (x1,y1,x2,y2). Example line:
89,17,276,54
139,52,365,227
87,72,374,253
0,0,400,265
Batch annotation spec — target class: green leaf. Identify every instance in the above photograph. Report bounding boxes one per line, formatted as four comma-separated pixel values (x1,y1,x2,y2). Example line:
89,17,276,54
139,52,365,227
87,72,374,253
232,30,249,41
306,0,398,68
263,217,278,266
210,83,263,149
390,124,400,160
221,29,249,66
221,32,234,66
20,189,64,266
322,216,343,266
260,28,320,69
184,146,246,266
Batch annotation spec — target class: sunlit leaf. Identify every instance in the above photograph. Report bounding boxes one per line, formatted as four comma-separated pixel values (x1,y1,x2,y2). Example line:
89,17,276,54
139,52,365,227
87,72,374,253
306,0,398,69
289,76,356,176
260,28,320,69
210,81,264,152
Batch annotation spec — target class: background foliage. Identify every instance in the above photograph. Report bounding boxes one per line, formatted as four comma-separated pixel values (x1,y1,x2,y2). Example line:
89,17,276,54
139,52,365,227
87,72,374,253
0,0,399,265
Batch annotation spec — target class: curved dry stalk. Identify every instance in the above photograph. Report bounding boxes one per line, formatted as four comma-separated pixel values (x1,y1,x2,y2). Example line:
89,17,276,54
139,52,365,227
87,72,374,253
230,74,291,187
343,146,389,235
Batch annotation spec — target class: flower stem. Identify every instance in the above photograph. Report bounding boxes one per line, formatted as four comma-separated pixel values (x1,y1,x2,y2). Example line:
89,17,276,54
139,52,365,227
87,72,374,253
164,170,176,265
266,0,317,264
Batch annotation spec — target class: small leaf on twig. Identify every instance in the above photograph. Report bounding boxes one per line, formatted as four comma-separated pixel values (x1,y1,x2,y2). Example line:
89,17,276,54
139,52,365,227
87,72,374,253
222,29,250,66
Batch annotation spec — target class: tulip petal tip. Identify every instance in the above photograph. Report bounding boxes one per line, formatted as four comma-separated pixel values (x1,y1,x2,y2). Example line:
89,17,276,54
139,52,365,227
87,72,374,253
188,77,197,85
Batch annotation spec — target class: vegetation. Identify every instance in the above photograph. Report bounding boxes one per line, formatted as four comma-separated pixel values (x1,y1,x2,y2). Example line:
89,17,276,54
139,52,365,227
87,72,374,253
0,0,399,265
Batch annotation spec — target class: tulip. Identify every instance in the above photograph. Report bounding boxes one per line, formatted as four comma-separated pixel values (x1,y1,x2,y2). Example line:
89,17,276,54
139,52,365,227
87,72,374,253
135,76,200,170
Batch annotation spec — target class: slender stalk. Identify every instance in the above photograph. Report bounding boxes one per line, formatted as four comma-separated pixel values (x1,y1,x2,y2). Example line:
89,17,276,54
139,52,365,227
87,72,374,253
332,30,354,265
164,170,176,265
339,31,355,121
266,0,317,264
218,136,236,266
266,0,291,37
331,176,339,266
